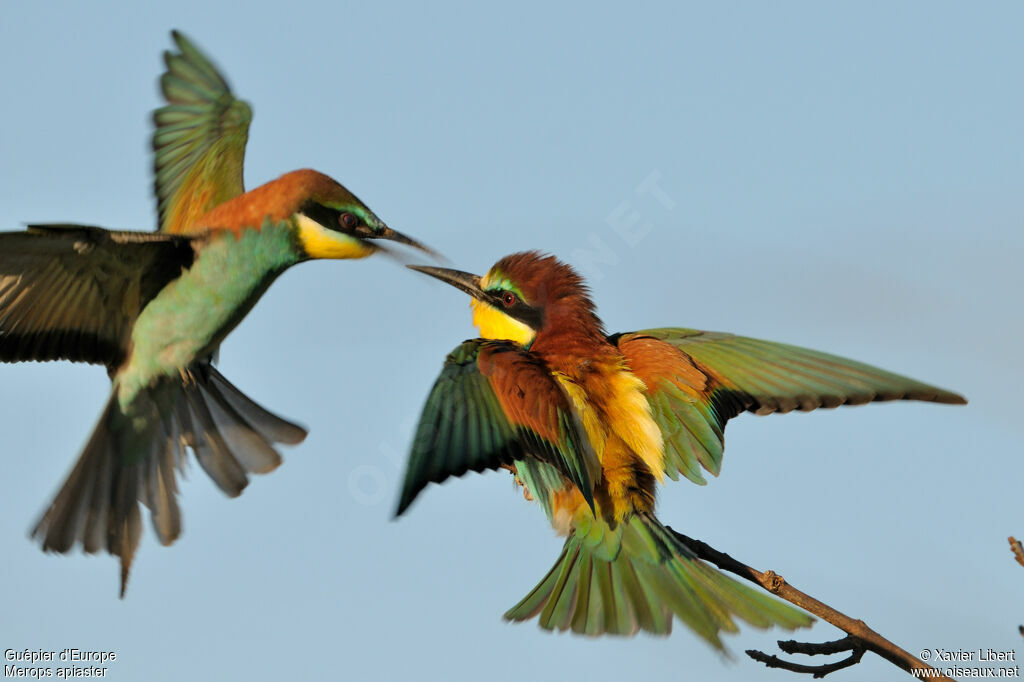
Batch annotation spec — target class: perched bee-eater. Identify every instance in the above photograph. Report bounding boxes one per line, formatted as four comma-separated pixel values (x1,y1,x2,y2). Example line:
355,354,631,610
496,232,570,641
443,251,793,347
398,252,965,649
2,32,432,595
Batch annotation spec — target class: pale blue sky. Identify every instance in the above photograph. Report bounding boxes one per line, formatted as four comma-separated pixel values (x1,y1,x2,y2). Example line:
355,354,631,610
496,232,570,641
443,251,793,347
1,2,1020,681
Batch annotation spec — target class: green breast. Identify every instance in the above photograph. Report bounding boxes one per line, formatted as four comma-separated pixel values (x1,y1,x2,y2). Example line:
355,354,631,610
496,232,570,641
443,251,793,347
117,222,300,407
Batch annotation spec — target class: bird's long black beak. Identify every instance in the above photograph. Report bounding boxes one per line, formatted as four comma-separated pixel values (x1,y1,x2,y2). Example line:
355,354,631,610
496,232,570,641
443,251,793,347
356,224,442,261
407,265,486,301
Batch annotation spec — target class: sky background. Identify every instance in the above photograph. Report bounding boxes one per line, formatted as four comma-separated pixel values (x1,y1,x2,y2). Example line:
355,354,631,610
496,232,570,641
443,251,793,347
1,2,1020,681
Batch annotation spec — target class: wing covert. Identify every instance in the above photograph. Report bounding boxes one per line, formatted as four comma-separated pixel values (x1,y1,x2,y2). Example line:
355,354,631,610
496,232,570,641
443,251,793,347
0,225,195,366
614,327,966,484
396,339,598,515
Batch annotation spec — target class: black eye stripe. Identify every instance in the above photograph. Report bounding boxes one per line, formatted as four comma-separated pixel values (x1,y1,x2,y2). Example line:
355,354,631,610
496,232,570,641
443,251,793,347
298,201,361,234
299,201,339,230
487,290,544,330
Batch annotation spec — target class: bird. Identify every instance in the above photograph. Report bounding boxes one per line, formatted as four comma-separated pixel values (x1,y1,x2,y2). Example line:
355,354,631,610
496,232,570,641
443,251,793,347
1,32,433,596
396,251,966,649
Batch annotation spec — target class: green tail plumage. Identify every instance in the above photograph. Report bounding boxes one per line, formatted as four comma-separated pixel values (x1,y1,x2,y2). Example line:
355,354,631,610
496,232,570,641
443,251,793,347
32,362,307,596
504,513,812,648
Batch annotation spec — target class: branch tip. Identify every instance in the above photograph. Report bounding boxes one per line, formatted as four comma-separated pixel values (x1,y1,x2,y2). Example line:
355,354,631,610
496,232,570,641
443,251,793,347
665,525,955,680
1009,536,1024,569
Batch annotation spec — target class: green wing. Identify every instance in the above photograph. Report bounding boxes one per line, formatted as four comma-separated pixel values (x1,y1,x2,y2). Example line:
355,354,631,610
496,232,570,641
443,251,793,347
396,339,598,515
153,30,251,235
613,328,966,485
0,225,195,367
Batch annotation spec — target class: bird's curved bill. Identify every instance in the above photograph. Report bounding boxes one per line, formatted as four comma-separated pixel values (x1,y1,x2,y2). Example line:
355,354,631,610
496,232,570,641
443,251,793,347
407,265,485,300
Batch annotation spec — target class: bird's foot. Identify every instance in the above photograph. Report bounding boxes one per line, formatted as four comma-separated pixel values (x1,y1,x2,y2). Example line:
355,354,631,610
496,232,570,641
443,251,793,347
500,464,534,501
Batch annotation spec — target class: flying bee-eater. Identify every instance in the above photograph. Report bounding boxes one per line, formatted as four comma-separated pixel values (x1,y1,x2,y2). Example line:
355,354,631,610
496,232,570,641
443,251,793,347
2,32,434,596
397,252,966,649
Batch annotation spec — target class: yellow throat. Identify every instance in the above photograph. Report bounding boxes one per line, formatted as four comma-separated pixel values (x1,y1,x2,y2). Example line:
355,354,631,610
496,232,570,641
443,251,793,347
471,298,536,346
470,271,537,346
295,213,375,260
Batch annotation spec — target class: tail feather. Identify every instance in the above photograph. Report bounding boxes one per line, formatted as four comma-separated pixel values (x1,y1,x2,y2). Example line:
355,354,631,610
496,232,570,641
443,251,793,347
32,362,307,596
505,513,812,648
538,542,582,628
34,402,120,554
181,378,249,496
81,429,115,553
110,469,142,598
619,558,670,633
206,364,307,445
144,429,181,545
202,382,282,474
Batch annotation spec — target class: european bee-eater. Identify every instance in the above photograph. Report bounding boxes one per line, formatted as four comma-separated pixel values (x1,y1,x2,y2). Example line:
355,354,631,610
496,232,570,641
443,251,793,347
397,252,965,649
2,32,432,595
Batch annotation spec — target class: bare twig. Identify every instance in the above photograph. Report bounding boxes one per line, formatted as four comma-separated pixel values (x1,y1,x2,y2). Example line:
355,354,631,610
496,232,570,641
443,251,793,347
778,635,860,656
747,636,864,678
667,528,954,681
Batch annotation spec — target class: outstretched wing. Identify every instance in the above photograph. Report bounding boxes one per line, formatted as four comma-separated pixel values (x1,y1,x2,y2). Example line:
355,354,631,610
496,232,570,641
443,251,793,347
612,328,966,485
396,339,599,515
153,30,252,235
0,225,195,367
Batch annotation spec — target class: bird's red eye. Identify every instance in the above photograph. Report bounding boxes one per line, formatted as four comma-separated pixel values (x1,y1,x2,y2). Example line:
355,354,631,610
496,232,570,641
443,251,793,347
339,212,359,230
502,292,517,307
